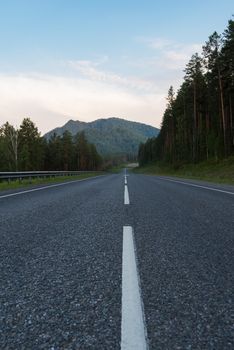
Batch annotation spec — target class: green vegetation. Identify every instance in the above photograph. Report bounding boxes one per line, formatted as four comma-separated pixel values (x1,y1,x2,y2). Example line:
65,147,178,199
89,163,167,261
0,118,103,172
0,172,104,191
135,157,234,185
45,117,159,158
138,19,234,170
106,164,126,173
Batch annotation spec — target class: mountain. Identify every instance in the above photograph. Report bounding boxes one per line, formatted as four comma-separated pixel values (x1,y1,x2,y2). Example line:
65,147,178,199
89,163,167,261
44,117,159,156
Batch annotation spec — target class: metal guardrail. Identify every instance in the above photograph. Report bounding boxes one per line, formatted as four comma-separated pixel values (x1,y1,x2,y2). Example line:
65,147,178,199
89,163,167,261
0,171,93,182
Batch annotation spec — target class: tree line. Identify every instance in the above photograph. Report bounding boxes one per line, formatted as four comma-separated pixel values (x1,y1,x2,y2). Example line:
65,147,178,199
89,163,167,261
0,118,102,171
138,18,234,166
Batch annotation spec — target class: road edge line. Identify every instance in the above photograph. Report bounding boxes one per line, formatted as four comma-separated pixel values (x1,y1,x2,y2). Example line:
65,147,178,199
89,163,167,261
156,176,234,195
0,175,106,199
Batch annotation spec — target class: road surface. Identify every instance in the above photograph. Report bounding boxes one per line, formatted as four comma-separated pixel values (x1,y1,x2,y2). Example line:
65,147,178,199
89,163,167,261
0,172,233,349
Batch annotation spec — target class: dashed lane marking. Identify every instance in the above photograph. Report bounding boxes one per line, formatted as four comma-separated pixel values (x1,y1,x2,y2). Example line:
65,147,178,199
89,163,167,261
124,185,130,205
121,226,148,350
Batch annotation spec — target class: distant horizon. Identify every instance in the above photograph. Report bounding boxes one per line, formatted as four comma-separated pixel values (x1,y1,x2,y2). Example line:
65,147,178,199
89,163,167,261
44,115,160,136
0,113,161,135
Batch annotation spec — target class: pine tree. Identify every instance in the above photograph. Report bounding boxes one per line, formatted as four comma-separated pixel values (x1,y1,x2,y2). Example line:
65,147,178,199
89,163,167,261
0,122,19,170
138,18,234,167
62,131,73,171
222,19,234,154
184,53,205,162
18,118,44,170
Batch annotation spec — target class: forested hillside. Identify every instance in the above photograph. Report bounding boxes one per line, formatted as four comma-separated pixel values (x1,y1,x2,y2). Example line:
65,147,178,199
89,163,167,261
0,116,159,171
138,19,234,166
0,118,102,171
45,117,159,157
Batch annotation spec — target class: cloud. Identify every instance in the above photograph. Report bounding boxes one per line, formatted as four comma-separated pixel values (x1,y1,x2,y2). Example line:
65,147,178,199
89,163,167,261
67,59,159,92
137,36,203,70
0,38,202,134
162,43,202,68
137,36,173,50
0,73,165,134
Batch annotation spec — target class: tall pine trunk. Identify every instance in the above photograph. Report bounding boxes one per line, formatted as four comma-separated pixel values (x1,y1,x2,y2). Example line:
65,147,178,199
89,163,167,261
229,94,234,149
218,68,226,156
193,81,197,162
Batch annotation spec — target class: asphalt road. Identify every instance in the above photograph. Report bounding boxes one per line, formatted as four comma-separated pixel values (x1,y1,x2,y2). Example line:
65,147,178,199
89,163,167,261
0,172,233,349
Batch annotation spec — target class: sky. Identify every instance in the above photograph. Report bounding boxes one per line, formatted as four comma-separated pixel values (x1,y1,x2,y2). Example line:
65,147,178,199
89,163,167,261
0,0,233,134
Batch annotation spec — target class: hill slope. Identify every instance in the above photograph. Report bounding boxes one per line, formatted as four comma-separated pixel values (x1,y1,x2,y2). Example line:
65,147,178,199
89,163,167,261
44,117,159,156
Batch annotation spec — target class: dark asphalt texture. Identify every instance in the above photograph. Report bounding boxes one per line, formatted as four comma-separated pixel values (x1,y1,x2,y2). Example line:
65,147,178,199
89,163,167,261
127,174,234,350
0,175,123,349
0,172,234,349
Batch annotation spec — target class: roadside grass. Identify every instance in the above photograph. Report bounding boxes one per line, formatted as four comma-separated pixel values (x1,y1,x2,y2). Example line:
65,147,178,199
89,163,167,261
106,164,126,173
134,157,234,185
107,163,139,173
0,172,105,191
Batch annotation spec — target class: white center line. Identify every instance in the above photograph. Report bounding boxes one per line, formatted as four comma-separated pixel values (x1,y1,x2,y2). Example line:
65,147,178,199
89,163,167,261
156,177,234,195
125,176,127,185
0,175,105,199
121,226,148,350
124,185,130,205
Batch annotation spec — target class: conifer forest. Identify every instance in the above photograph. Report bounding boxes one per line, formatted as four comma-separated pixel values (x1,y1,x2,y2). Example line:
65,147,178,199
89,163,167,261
138,19,234,166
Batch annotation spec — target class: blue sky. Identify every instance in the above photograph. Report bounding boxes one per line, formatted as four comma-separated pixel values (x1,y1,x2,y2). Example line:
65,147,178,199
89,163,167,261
0,0,233,132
